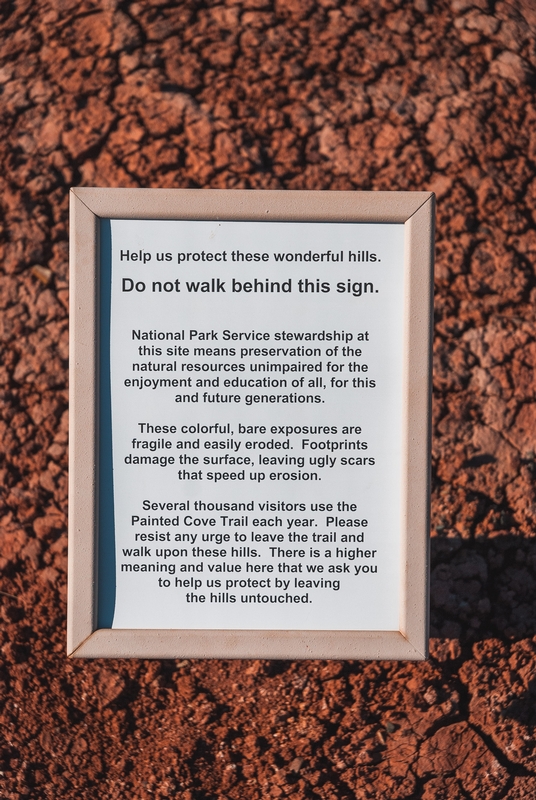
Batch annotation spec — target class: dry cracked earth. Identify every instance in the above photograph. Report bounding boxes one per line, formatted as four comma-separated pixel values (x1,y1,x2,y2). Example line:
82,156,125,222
2,0,536,797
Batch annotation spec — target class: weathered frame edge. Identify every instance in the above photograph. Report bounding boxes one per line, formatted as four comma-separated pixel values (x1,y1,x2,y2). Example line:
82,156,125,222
399,197,434,659
67,192,99,655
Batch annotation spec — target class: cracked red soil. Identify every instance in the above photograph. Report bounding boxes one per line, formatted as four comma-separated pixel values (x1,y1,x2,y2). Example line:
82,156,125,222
1,0,536,797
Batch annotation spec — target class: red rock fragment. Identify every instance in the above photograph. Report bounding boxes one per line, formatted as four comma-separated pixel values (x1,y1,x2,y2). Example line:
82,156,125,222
508,404,536,458
490,51,531,85
95,670,126,708
416,722,509,796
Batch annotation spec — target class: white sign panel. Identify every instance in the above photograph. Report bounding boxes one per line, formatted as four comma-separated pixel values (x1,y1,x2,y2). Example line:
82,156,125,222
68,189,433,659
106,219,405,631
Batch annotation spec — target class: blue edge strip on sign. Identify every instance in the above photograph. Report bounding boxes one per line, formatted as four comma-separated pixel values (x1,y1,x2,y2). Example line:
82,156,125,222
97,219,116,627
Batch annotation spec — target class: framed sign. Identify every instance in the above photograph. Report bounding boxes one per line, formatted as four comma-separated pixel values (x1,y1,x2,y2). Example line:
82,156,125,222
68,188,434,659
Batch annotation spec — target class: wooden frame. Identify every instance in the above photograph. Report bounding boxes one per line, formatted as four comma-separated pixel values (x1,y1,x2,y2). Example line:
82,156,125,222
68,188,434,659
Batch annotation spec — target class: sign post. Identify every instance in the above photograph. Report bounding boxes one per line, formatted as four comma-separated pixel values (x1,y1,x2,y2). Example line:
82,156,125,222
68,189,434,659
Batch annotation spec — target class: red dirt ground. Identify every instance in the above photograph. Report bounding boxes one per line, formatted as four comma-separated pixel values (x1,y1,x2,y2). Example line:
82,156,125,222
1,0,536,797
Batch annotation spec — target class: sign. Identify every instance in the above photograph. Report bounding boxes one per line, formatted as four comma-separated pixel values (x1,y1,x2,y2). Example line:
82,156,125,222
68,189,434,659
